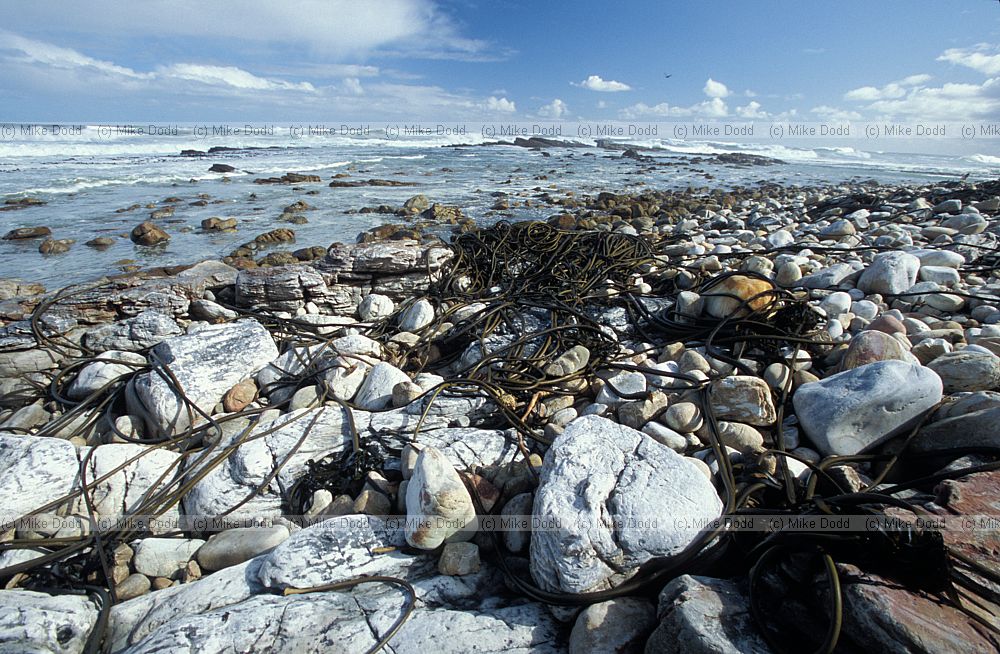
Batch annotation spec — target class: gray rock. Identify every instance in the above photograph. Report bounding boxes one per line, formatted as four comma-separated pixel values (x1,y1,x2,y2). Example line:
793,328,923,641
0,347,62,377
570,597,656,654
595,371,647,406
543,345,591,377
0,435,80,520
645,575,772,654
357,293,395,321
256,344,334,403
405,446,476,549
0,589,99,653
84,310,183,352
183,406,363,525
792,360,943,456
392,380,423,407
195,526,290,571
235,265,334,312
798,263,856,289
188,299,238,322
354,362,411,410
398,298,435,332
0,401,50,432
438,541,481,575
913,249,965,268
73,444,182,531
911,406,1000,453
530,416,722,594
67,350,146,400
129,319,278,437
926,351,1000,393
116,573,152,601
132,538,205,578
857,251,920,295
715,421,765,453
501,492,534,554
320,358,369,402
709,376,776,426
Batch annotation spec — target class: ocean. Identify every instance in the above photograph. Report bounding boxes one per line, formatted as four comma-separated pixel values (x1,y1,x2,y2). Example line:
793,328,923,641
1,124,998,287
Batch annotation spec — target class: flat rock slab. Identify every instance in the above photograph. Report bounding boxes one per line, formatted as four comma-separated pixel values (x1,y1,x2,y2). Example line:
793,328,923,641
0,589,99,654
792,360,942,456
130,319,278,437
530,415,723,594
0,434,80,520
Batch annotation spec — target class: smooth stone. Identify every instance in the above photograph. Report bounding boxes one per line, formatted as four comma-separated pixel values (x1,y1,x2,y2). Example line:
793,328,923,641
188,298,238,322
405,446,476,550
708,376,776,426
196,526,291,572
675,291,704,320
569,597,656,654
501,493,534,554
530,416,722,594
438,542,481,576
798,263,856,289
116,573,152,601
911,407,1000,453
919,265,960,287
357,293,395,321
543,345,591,377
857,251,920,295
595,371,647,406
913,249,965,268
840,330,912,370
819,291,851,316
662,402,702,433
866,314,906,336
763,362,792,391
715,421,765,453
641,422,688,451
354,362,411,410
617,391,669,430
926,351,1000,393
397,298,435,331
774,261,802,287
391,381,424,408
132,538,205,578
703,276,775,319
320,359,369,402
792,360,943,456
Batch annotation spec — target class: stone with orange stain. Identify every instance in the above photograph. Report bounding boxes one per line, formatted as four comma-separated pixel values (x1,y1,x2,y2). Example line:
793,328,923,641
703,275,776,319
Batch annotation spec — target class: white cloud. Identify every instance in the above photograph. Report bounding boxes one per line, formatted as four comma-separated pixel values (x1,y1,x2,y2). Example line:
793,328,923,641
620,97,728,120
159,64,315,92
844,74,931,101
0,1,490,60
484,96,516,113
596,100,607,109
703,78,730,98
938,44,1000,76
342,77,364,95
735,101,768,119
538,98,568,118
573,75,631,92
811,105,862,121
0,30,148,79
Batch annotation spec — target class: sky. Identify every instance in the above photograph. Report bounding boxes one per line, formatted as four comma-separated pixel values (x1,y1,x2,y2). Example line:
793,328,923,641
1,0,999,125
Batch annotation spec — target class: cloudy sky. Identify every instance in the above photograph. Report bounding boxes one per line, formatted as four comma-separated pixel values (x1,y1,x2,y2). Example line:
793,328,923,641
1,0,999,123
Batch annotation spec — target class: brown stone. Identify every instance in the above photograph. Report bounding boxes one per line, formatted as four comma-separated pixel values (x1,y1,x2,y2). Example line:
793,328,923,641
223,379,257,413
38,238,73,254
703,275,776,319
201,217,238,232
840,330,911,370
130,221,170,246
3,226,51,240
253,228,295,245
867,314,907,336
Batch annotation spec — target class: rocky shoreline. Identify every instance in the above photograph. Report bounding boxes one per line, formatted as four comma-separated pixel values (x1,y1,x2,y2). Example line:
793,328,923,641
1,177,1000,652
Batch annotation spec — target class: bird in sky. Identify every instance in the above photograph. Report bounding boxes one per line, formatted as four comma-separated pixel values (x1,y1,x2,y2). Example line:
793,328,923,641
664,73,672,79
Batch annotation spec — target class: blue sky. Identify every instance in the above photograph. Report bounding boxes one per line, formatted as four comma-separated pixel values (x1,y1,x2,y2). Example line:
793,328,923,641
1,0,999,123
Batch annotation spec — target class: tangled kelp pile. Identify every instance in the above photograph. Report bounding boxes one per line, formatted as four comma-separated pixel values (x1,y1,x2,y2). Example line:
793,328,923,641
1,181,1000,652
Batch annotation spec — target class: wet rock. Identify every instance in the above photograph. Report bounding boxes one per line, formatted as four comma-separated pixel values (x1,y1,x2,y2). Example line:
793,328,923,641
793,360,943,456
39,237,73,254
570,597,656,654
857,251,920,295
201,217,237,232
403,194,430,214
133,538,205,578
530,416,722,593
195,526,290,572
405,446,476,550
709,376,776,426
130,221,170,246
2,226,52,240
926,350,1000,393
208,163,236,173
129,319,278,437
703,275,775,319
645,575,771,654
85,237,115,248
